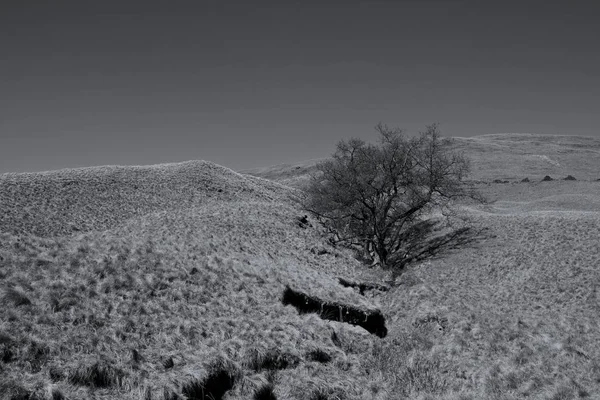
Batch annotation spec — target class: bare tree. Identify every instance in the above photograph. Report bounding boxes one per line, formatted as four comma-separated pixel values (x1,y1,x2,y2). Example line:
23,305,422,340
302,123,483,276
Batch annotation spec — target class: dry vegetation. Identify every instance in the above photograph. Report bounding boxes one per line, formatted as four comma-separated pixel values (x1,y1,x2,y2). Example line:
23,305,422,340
2,134,600,399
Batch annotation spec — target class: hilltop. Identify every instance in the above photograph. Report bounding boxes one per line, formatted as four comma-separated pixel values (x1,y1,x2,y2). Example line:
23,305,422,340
0,160,287,237
1,134,600,399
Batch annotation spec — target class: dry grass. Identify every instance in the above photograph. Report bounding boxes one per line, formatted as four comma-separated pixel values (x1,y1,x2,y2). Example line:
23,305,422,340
0,160,380,399
1,136,600,399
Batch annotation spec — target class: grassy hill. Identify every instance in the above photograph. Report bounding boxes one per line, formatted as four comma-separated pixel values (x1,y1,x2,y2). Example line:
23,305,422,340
1,135,600,399
242,133,600,186
0,160,288,237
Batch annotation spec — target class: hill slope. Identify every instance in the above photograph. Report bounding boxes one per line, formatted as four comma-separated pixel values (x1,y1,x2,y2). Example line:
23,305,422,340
2,134,600,399
0,160,388,400
0,160,287,237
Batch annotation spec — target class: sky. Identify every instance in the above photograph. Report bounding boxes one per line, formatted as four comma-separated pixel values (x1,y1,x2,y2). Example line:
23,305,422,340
1,0,599,173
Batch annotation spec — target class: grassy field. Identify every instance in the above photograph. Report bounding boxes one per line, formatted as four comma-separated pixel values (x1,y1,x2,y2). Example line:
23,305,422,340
1,135,600,399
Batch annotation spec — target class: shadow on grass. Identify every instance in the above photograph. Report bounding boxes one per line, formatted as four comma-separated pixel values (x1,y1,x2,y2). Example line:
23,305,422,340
182,366,240,400
69,362,126,388
254,384,277,400
305,348,332,364
282,286,387,338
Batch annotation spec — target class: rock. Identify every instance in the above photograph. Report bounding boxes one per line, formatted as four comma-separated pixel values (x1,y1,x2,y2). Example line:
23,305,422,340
521,177,530,182
541,175,554,181
563,175,577,181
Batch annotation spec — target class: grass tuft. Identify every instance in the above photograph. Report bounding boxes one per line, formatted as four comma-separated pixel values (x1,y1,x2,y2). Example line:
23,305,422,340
0,334,16,363
309,390,331,400
247,348,300,372
162,356,175,369
51,388,67,400
399,354,449,395
0,380,45,400
305,348,332,364
3,287,32,307
162,388,182,400
48,366,64,382
1,346,15,363
69,361,126,388
25,340,51,373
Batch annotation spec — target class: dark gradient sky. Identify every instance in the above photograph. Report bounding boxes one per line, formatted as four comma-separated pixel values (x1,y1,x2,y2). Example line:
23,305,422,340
1,1,599,173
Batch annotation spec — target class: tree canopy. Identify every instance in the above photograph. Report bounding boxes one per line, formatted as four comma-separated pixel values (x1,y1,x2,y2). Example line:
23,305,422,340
303,123,482,275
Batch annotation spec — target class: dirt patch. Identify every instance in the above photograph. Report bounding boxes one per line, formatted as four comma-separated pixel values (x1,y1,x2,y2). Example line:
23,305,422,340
282,286,387,338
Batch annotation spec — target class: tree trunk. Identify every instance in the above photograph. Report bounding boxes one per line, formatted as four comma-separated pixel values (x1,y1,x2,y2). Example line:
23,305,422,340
374,242,388,269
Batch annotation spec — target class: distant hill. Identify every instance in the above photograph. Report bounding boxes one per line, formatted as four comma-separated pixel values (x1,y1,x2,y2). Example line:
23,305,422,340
241,133,600,186
239,158,324,188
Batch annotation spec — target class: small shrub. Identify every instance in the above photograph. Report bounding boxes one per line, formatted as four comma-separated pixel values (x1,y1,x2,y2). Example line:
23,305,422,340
541,175,554,181
564,175,577,181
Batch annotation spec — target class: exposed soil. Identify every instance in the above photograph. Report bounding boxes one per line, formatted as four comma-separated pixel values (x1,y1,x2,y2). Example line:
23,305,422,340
282,286,387,338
